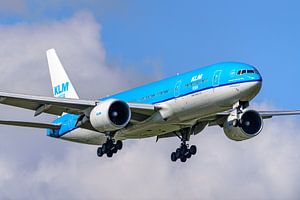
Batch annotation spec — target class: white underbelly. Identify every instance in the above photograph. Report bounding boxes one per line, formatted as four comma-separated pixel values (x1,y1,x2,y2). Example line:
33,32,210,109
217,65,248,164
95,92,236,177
60,128,107,145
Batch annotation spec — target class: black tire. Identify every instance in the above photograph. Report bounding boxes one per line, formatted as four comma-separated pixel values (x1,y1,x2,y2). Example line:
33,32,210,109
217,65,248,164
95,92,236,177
180,145,187,155
102,143,107,153
171,152,177,162
175,148,181,158
186,152,191,159
112,147,118,154
180,156,187,163
115,140,123,150
97,147,103,157
189,145,197,155
107,151,113,158
107,139,113,147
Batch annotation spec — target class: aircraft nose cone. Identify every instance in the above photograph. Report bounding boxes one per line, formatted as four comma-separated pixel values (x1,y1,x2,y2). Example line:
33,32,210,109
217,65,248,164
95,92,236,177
253,80,262,92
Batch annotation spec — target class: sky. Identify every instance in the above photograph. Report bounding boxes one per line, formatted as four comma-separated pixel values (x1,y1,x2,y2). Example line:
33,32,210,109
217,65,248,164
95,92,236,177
0,0,300,199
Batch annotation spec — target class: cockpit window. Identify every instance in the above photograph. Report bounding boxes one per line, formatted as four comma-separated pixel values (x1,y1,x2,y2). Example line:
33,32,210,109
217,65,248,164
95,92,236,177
237,69,259,75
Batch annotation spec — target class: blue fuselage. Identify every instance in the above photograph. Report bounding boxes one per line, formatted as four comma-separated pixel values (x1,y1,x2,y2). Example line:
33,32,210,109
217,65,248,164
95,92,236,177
48,62,262,138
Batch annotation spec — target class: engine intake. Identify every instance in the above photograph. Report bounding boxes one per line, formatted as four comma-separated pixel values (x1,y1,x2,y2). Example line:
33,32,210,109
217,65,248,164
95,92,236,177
240,110,263,135
223,110,263,141
90,99,131,132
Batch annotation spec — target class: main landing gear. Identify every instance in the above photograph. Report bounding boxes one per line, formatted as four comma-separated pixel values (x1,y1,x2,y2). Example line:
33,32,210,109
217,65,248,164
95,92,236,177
171,128,197,162
97,138,123,158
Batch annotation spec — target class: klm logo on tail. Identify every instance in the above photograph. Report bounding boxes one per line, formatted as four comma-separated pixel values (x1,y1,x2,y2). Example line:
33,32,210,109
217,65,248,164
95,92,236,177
54,82,69,98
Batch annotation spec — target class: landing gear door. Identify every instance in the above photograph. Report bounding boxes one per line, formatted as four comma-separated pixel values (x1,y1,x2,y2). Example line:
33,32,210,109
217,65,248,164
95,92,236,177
212,70,222,87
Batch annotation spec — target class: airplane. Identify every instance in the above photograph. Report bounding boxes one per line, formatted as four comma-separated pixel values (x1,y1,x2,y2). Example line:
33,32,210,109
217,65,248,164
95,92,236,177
0,49,299,163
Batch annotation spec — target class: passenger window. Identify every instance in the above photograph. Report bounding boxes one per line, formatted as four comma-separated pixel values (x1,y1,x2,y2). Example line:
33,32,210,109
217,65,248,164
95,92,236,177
242,70,246,74
247,70,255,74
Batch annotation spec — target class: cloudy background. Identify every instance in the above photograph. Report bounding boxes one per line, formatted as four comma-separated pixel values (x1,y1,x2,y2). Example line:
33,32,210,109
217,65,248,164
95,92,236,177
0,1,300,199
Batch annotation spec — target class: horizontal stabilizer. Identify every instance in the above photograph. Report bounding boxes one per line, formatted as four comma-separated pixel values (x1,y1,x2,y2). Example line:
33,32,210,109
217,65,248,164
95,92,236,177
0,120,61,129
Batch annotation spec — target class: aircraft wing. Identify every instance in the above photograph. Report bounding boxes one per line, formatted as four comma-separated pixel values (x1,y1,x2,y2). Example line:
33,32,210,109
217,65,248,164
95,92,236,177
207,109,300,126
157,109,300,141
0,91,96,116
0,120,61,129
257,110,300,119
0,91,158,121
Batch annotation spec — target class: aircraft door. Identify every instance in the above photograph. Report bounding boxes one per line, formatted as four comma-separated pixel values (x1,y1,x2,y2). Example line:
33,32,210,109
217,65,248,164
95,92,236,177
212,70,222,87
174,80,182,97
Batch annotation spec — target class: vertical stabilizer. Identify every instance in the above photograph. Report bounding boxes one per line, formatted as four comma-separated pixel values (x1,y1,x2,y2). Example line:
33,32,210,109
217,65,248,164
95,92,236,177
46,49,79,99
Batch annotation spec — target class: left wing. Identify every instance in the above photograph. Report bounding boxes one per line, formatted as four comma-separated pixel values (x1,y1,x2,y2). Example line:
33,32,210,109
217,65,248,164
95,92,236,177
206,109,300,127
258,110,300,119
157,109,300,140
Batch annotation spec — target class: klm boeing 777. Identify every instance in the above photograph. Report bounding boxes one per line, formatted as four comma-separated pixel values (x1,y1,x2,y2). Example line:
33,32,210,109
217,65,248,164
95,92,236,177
0,49,299,162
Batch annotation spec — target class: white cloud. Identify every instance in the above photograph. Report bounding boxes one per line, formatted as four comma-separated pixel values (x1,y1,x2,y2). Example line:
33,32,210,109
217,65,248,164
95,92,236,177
0,11,143,98
0,11,299,200
0,118,300,200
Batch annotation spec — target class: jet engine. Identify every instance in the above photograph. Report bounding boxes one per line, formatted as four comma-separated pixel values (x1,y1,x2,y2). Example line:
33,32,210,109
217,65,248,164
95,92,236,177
90,99,131,132
223,110,263,141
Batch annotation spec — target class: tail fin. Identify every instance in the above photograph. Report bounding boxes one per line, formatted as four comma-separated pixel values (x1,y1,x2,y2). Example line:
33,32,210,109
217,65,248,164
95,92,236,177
46,49,79,99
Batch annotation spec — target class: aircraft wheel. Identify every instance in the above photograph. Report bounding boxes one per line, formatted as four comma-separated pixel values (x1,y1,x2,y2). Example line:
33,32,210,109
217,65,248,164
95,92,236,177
106,139,113,147
102,143,108,153
115,140,123,150
171,152,177,162
107,151,113,158
112,147,118,154
189,145,197,155
97,147,104,157
180,145,188,155
175,148,181,158
186,152,191,159
180,156,187,163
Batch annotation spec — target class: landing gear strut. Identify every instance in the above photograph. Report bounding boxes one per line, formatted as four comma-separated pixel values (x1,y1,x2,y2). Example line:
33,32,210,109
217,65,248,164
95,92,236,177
97,133,123,158
171,128,197,162
232,101,249,127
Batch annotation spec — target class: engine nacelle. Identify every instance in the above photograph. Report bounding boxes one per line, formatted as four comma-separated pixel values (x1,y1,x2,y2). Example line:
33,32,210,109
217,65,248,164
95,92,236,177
90,99,131,132
223,110,263,141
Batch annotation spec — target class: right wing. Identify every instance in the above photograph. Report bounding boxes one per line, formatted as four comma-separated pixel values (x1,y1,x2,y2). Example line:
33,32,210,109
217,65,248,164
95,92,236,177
0,120,61,129
0,91,159,126
0,91,96,116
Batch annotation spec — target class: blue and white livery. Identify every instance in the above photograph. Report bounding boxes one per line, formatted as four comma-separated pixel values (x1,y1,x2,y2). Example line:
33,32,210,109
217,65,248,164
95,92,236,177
0,49,299,163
